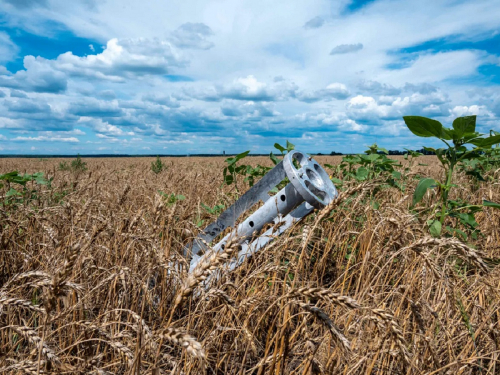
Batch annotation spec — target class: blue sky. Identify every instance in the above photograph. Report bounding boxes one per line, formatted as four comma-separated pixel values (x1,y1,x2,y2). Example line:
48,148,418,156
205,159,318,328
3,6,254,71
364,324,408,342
0,0,499,155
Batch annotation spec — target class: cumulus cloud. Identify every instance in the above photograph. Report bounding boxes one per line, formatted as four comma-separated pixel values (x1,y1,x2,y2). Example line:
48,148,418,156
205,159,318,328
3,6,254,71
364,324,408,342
0,37,187,93
11,136,79,142
169,23,214,50
9,90,28,98
142,93,180,108
55,38,186,80
97,90,116,100
189,75,298,102
78,117,128,136
330,43,363,55
449,105,492,118
0,56,67,93
221,100,278,118
69,98,124,117
297,83,350,102
346,92,451,123
491,97,500,117
303,16,324,29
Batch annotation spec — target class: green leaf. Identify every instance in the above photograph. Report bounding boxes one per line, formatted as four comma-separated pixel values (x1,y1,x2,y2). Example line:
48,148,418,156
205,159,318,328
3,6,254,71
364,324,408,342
360,154,380,162
403,116,450,140
224,174,234,185
324,163,334,169
234,150,250,162
355,167,368,181
483,200,500,209
6,188,21,197
413,178,436,206
286,140,295,152
274,143,286,154
428,220,442,238
269,152,280,165
453,115,476,137
391,171,402,180
176,195,186,201
459,213,478,228
471,135,500,148
330,177,343,185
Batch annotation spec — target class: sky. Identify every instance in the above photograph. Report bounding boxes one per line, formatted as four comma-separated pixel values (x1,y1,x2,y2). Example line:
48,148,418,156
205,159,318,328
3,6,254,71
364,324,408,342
0,0,499,155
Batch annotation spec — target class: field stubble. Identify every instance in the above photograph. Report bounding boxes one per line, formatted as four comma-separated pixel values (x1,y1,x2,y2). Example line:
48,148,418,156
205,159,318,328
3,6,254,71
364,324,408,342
0,156,499,374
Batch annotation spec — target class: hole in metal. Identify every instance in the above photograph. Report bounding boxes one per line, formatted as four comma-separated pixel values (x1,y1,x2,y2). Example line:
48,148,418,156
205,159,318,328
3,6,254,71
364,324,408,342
249,221,254,227
292,152,305,167
306,168,325,189
280,194,286,202
305,180,327,201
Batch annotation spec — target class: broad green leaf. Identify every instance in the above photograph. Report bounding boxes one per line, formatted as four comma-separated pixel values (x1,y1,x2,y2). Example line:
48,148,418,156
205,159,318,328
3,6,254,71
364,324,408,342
176,195,186,201
453,115,476,137
286,140,295,152
459,213,478,228
360,154,380,162
471,135,500,148
330,177,343,185
428,220,442,238
6,188,21,197
403,116,450,139
234,150,250,162
413,178,436,206
324,163,334,169
483,200,500,209
274,143,286,154
391,171,402,179
355,167,368,181
224,174,234,185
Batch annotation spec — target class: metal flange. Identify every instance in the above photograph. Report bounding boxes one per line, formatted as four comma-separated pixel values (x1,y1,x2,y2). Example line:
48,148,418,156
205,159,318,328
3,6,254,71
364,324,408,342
283,150,338,208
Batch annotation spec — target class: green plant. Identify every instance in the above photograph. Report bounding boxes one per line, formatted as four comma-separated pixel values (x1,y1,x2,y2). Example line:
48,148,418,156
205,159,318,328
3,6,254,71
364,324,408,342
71,154,87,172
151,156,165,174
58,161,70,171
201,203,225,216
158,190,185,206
222,141,298,192
326,143,402,190
403,115,500,237
0,171,52,207
222,150,250,192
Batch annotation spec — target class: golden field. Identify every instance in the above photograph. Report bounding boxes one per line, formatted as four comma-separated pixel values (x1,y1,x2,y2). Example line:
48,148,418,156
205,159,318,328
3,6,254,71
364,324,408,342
0,155,499,374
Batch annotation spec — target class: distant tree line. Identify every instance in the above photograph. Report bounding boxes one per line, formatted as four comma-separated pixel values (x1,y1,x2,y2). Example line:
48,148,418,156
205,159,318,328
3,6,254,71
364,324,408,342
326,148,436,156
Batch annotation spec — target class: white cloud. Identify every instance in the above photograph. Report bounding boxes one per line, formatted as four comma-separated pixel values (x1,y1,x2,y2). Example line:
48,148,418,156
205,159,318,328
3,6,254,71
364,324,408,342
0,32,18,63
0,0,499,154
11,136,79,142
330,43,363,55
169,23,214,50
296,83,350,102
78,117,125,136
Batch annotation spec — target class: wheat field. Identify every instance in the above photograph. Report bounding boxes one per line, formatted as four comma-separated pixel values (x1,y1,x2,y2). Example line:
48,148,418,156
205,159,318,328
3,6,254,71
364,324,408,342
0,155,499,374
